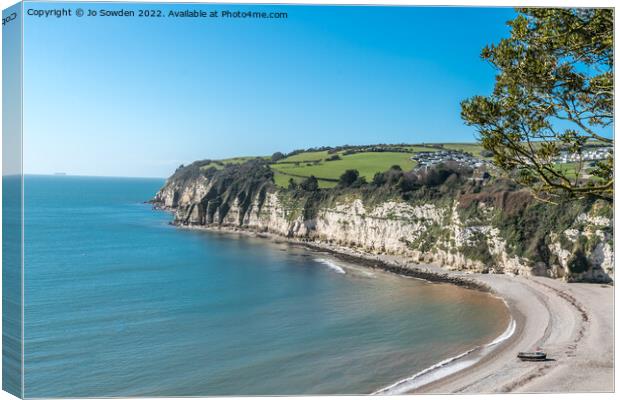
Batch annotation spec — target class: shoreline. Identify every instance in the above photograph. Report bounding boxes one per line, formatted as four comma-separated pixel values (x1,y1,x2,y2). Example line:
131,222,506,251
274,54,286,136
171,221,614,394
171,221,494,291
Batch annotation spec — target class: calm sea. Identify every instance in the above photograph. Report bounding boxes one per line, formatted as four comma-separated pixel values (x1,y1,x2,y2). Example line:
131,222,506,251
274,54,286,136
23,175,509,397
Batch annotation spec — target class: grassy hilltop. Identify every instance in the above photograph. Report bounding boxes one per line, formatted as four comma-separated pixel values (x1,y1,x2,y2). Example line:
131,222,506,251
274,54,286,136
188,143,490,189
181,141,607,189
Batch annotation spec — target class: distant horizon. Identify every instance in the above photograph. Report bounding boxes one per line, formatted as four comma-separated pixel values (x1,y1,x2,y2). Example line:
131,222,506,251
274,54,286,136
24,173,168,179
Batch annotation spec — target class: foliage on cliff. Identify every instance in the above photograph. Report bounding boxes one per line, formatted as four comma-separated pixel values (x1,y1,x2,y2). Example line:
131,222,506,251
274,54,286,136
169,159,275,224
457,181,610,265
461,8,613,201
277,159,610,267
159,156,612,281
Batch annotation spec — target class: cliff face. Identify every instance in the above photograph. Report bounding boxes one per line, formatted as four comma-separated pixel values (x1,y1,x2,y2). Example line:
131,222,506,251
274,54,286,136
153,161,614,283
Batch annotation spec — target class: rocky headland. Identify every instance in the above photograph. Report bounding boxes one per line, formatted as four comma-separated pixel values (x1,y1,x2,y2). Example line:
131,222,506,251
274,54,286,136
152,158,613,283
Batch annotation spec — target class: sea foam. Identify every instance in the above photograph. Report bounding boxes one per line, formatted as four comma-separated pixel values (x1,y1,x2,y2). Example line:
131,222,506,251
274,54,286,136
373,318,516,395
314,258,347,274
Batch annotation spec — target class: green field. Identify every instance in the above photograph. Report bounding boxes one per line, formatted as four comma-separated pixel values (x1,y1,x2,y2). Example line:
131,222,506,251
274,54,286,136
272,151,416,188
401,146,441,153
440,143,489,158
188,141,611,189
555,162,596,179
198,156,268,171
277,151,330,163
199,143,491,188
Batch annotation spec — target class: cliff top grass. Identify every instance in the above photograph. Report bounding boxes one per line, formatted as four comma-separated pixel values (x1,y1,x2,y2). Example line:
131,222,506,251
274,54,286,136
268,144,450,188
440,143,490,158
272,151,417,188
197,156,270,171
174,141,606,191
267,141,608,188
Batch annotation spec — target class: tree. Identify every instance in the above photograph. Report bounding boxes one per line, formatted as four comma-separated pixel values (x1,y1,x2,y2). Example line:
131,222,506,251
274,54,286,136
398,172,418,192
338,169,359,187
300,175,319,191
271,152,286,162
373,172,387,186
351,176,367,188
325,154,341,162
461,8,613,202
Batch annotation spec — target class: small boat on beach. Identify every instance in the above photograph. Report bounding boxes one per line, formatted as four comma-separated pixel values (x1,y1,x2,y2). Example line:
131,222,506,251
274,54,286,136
517,351,547,361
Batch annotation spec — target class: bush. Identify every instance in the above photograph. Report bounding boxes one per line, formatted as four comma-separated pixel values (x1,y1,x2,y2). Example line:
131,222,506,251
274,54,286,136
325,154,341,162
398,172,418,192
300,176,319,191
351,176,367,188
373,172,387,186
416,163,471,187
339,169,359,187
460,232,494,265
385,168,404,184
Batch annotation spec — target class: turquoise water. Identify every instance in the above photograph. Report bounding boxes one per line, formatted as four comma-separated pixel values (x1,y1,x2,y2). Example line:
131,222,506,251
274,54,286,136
23,175,508,397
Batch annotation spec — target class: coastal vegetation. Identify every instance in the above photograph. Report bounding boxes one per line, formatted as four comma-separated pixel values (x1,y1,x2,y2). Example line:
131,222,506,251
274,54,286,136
271,147,418,188
157,144,612,282
461,8,613,202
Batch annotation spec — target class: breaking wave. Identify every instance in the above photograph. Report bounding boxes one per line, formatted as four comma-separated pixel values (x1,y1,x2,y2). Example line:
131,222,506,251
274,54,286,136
315,258,346,274
373,318,516,395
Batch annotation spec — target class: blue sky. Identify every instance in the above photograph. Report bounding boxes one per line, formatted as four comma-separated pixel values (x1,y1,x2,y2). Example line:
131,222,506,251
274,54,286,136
23,3,516,177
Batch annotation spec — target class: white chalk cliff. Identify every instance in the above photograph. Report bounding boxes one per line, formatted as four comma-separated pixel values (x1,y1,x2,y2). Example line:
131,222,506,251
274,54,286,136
153,164,613,283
